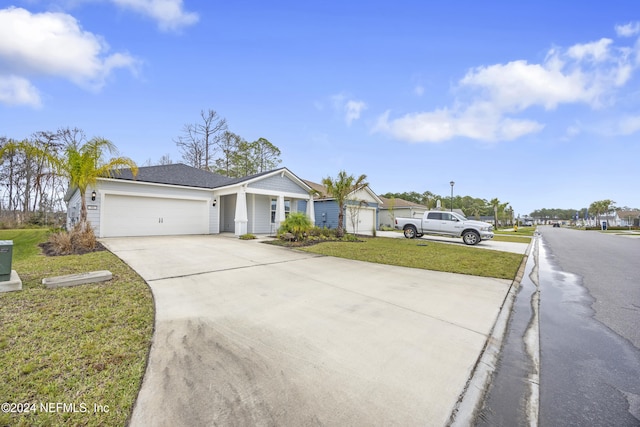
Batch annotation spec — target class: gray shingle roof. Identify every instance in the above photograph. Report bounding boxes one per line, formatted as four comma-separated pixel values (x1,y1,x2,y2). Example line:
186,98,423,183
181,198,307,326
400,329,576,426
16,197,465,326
109,163,235,189
378,196,427,209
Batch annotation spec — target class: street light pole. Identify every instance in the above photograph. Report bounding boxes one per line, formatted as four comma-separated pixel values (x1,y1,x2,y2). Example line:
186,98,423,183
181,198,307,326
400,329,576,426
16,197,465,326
450,181,455,212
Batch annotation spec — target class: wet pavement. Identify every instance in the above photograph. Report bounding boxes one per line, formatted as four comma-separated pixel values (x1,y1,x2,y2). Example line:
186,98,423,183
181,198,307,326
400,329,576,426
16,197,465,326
537,231,640,426
475,227,640,426
475,235,540,426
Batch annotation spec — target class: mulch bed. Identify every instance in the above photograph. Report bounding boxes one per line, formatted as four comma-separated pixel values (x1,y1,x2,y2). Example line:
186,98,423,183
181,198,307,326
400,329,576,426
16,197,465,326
39,241,107,257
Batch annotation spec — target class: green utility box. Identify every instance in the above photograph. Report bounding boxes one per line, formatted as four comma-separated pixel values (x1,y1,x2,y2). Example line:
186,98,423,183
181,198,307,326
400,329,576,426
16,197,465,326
0,240,13,282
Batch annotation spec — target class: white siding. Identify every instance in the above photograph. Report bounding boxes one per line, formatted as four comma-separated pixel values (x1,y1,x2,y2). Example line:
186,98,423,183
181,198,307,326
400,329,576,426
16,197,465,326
349,187,379,204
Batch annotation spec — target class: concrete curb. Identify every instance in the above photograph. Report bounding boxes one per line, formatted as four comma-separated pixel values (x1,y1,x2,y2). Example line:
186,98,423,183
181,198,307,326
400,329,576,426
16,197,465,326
42,270,112,289
447,237,535,426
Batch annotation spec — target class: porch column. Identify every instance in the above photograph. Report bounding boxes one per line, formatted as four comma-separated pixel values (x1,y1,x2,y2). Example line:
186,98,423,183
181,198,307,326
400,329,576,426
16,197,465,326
276,195,286,227
306,196,315,226
234,188,248,236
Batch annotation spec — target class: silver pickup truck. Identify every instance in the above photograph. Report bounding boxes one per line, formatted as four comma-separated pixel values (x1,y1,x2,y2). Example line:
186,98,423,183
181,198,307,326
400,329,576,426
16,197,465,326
395,211,494,245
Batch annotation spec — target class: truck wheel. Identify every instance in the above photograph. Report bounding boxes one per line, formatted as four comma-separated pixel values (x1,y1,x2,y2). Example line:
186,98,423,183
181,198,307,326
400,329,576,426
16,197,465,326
462,230,480,245
404,226,417,239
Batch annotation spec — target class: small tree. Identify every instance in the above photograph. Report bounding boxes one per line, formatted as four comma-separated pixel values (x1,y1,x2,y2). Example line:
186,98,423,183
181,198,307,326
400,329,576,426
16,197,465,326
387,196,396,225
347,198,368,235
322,171,368,238
278,212,312,241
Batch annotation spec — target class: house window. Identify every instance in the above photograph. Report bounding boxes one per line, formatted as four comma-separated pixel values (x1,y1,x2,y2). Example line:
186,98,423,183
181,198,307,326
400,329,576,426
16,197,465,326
271,198,290,223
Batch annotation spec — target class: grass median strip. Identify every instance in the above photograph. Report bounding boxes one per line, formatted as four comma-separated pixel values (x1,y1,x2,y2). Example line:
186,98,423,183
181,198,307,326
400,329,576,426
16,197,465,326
300,237,523,279
0,229,154,427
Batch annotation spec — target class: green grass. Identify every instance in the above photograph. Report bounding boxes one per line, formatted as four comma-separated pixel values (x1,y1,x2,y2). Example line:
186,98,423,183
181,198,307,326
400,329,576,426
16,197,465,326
300,236,523,279
492,235,532,244
0,229,154,427
495,226,537,236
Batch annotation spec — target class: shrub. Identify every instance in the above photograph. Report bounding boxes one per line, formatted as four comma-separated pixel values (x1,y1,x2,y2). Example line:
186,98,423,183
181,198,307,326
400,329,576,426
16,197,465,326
278,212,312,241
46,222,98,255
49,230,73,255
308,226,335,238
239,233,257,240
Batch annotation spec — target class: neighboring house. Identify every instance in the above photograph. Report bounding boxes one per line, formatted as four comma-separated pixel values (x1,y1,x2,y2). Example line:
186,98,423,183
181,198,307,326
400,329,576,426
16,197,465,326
378,196,428,228
617,210,640,227
300,180,382,235
584,211,622,227
65,163,313,237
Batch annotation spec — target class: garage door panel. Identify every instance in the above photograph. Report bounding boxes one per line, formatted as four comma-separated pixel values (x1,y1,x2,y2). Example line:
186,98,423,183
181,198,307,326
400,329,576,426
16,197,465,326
103,195,208,237
346,207,375,235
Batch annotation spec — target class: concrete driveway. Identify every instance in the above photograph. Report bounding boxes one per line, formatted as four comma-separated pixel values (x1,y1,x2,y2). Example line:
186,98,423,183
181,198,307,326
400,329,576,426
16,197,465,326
102,235,512,426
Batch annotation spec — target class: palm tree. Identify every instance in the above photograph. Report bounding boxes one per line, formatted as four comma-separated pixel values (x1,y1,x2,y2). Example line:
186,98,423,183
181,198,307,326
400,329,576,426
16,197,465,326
61,138,138,227
589,199,615,228
490,198,500,229
322,170,368,238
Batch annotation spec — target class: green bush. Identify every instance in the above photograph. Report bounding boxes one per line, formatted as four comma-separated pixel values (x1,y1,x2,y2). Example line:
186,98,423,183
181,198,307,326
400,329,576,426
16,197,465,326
278,212,312,241
308,226,335,238
239,233,257,240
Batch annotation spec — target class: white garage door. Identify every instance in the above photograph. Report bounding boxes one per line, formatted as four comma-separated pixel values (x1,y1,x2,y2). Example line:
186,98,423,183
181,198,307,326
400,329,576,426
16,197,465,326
102,194,208,237
346,206,376,235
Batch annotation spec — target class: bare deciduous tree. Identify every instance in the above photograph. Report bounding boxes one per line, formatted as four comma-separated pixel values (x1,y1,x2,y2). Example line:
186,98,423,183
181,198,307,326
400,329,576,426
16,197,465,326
174,109,227,170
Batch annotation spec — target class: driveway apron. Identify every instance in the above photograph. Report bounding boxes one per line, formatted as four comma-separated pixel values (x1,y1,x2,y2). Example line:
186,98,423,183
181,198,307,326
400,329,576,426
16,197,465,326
102,235,512,426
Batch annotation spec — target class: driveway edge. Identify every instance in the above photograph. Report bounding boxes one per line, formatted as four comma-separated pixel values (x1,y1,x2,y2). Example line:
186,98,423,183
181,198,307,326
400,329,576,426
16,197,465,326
446,238,534,426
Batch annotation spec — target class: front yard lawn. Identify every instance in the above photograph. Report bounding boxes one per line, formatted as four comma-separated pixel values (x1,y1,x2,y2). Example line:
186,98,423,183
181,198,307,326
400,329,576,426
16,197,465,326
492,234,532,244
301,236,523,279
0,229,154,427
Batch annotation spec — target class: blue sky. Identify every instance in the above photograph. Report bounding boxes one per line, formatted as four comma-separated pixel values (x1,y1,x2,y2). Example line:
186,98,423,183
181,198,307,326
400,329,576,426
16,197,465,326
1,1,639,216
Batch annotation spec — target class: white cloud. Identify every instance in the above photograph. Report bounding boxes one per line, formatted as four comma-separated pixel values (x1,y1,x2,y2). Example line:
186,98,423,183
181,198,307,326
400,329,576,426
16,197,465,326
0,75,42,107
331,93,367,125
111,0,199,32
0,7,139,106
567,38,613,62
616,115,640,135
615,22,640,37
344,100,367,125
460,60,590,110
375,29,638,143
373,106,544,143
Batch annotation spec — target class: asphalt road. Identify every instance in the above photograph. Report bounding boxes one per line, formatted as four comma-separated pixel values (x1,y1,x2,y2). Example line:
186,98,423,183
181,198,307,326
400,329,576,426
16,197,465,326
537,227,640,426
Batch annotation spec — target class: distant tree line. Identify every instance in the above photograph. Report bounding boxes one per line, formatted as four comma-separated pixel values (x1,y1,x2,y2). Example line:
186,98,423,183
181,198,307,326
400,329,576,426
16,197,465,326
381,191,635,224
173,109,281,177
380,191,515,227
381,191,503,217
530,200,638,221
